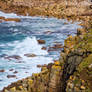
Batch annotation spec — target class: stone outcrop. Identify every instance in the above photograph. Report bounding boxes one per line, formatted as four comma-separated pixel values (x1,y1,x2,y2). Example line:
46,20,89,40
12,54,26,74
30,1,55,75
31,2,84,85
0,0,92,20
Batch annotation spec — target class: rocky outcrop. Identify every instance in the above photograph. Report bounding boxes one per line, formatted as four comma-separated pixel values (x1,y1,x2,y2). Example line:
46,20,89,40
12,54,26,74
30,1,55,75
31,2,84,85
0,0,92,21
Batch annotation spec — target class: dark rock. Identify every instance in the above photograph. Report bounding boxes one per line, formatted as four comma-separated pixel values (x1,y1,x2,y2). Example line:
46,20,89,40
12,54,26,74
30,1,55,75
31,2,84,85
41,47,47,50
48,44,63,52
13,71,18,74
9,69,14,71
24,54,36,57
37,40,46,44
0,69,5,72
0,16,5,20
37,64,42,68
7,75,16,78
4,55,21,60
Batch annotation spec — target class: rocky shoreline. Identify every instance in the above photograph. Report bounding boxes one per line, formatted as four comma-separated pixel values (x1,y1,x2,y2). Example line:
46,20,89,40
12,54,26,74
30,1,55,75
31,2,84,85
0,0,92,92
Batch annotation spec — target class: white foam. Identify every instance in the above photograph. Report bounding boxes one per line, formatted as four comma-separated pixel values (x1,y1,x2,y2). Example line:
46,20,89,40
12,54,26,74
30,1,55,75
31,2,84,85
0,11,40,19
0,37,53,91
5,37,48,56
0,11,20,18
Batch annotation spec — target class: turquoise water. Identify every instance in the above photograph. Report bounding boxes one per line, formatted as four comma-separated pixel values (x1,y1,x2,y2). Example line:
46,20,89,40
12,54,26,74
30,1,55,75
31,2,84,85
0,11,81,90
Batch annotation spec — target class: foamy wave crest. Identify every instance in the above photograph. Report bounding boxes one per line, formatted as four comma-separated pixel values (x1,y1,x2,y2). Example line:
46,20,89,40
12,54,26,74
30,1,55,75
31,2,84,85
6,37,48,56
0,11,20,18
0,11,40,19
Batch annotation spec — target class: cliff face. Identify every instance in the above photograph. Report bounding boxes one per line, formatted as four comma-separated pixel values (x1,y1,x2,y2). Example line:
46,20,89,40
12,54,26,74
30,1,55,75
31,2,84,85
0,0,92,18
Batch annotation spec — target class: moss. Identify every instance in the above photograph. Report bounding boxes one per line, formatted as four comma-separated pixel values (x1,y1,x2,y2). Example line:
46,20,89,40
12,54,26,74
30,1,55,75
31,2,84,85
10,87,16,92
78,54,92,72
73,79,80,85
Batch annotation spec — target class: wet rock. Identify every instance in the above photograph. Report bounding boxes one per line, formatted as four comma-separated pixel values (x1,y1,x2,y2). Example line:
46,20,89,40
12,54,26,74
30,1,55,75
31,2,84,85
41,46,47,50
0,69,5,72
4,55,21,60
48,44,63,52
53,44,63,49
37,64,42,68
4,18,20,22
7,75,16,78
37,40,46,44
9,69,14,71
25,72,28,73
64,22,68,24
0,54,8,58
13,71,18,74
37,64,47,68
0,16,5,20
44,31,51,34
24,54,36,57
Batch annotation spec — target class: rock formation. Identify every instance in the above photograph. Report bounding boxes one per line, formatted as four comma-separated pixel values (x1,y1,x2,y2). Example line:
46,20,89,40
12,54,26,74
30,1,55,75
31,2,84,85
0,0,92,92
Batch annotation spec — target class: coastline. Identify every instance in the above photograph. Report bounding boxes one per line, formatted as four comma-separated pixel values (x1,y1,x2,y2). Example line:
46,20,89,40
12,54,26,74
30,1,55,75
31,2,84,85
0,0,92,92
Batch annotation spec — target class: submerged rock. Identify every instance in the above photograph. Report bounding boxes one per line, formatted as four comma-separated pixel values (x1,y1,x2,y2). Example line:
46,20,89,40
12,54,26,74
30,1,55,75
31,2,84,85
13,71,18,74
4,55,22,60
7,75,16,78
24,54,36,57
9,69,14,71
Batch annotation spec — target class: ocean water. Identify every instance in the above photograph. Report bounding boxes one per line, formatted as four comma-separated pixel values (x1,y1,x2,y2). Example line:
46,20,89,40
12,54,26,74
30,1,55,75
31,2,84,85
0,11,81,90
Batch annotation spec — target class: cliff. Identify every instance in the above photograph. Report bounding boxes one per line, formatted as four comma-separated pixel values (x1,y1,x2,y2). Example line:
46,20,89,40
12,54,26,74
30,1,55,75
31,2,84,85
0,0,92,92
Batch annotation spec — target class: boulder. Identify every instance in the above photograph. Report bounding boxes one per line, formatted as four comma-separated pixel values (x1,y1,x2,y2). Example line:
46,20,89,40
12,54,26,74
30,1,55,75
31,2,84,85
41,46,47,50
37,40,46,44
